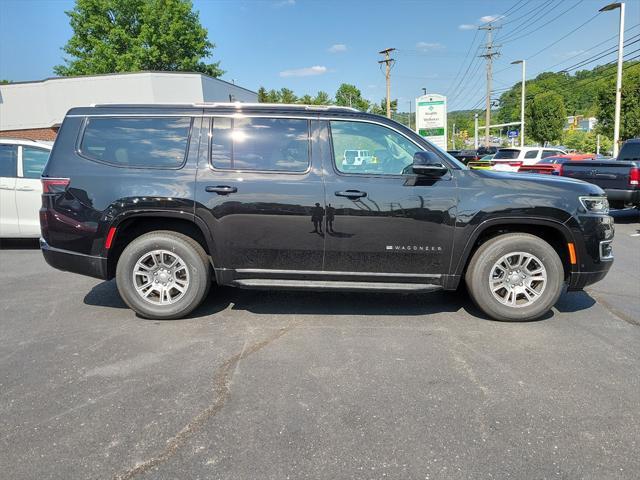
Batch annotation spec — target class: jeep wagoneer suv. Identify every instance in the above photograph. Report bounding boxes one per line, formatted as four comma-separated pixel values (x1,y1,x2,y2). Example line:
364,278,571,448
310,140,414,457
40,103,614,321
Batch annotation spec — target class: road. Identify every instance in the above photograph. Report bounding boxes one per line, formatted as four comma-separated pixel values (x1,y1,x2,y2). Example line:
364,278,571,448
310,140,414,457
1,210,639,479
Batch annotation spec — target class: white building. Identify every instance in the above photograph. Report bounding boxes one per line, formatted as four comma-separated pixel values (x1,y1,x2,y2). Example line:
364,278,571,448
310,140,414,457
0,71,257,140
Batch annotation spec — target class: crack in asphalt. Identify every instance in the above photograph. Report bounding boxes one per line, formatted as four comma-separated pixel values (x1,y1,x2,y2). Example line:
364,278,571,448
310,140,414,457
113,323,297,480
587,289,640,327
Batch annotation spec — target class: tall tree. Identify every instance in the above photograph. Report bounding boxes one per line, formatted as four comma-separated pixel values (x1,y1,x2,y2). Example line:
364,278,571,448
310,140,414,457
335,83,370,111
596,64,640,141
54,0,223,77
526,92,566,145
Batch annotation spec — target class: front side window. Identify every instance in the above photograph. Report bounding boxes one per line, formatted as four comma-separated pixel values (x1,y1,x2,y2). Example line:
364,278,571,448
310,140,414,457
0,144,17,177
80,117,192,168
541,150,559,159
524,150,539,159
210,117,309,172
22,147,50,179
330,120,420,175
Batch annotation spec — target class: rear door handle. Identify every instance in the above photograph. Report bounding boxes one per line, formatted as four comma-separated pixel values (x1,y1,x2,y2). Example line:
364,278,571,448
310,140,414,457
205,185,238,195
335,190,367,199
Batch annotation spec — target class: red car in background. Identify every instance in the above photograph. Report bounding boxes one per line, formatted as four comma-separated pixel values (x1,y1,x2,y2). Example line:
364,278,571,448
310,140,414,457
518,154,596,176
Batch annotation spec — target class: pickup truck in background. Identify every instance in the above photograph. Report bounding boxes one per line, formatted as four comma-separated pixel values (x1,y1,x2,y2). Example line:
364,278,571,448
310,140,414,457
562,138,640,209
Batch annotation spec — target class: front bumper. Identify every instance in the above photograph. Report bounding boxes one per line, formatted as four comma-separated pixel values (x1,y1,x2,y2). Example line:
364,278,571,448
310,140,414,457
40,238,108,280
604,188,640,205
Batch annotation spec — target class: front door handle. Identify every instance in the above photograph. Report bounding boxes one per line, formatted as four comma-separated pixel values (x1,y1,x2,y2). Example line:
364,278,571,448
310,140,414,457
335,190,367,199
205,185,238,195
17,187,36,191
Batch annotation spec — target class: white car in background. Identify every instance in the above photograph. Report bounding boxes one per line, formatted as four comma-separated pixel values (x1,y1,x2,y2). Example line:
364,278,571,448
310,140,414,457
491,146,567,172
0,139,52,238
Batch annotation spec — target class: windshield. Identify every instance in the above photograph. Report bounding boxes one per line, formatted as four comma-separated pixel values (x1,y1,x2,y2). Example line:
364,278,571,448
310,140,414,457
494,149,520,160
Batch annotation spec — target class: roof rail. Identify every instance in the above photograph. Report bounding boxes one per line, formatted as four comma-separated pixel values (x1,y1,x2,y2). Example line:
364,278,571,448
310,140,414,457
90,101,359,112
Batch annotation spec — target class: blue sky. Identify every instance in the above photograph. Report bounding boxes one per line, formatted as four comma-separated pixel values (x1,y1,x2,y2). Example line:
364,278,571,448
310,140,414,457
1,0,638,111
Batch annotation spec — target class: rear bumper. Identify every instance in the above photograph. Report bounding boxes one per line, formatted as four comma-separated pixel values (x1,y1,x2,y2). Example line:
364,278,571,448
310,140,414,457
40,238,108,280
604,188,640,205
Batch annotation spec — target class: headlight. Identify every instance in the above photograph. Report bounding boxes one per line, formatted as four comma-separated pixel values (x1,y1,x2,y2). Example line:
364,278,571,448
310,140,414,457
579,196,609,214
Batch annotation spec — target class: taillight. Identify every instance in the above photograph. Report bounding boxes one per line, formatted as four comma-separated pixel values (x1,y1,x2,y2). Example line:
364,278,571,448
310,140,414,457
630,167,639,186
41,178,70,194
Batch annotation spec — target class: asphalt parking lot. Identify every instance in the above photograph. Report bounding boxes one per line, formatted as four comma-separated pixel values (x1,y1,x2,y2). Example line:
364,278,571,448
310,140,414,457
1,210,639,480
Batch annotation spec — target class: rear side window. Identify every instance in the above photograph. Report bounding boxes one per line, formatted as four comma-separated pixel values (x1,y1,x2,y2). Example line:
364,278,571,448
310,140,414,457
494,149,519,160
210,117,309,172
22,147,50,179
80,117,192,168
541,150,559,159
524,150,539,159
618,142,640,161
0,144,17,177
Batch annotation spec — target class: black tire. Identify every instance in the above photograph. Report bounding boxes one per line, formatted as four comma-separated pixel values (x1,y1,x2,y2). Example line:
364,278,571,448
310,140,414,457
464,233,564,322
116,231,211,319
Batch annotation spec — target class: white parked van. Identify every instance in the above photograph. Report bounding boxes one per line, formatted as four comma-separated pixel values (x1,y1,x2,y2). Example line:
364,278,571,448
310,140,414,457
491,146,566,172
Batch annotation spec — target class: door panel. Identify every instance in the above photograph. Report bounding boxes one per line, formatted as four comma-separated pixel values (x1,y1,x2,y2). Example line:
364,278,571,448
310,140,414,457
17,146,50,236
322,120,457,278
0,144,19,237
194,116,325,272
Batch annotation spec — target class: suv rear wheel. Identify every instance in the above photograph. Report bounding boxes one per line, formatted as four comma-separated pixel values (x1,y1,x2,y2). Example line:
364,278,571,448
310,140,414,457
465,233,564,321
116,231,211,319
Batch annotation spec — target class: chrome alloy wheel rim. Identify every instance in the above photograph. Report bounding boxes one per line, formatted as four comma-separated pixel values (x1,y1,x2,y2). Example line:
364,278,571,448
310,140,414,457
489,252,547,308
132,250,190,305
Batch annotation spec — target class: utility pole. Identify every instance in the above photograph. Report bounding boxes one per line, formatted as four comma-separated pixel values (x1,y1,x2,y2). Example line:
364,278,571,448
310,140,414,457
479,23,500,147
408,101,413,130
474,113,479,150
378,48,396,118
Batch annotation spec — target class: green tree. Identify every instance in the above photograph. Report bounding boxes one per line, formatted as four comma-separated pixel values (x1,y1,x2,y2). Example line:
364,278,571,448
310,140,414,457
257,87,268,102
312,91,331,105
596,64,640,141
369,98,397,116
55,0,223,77
526,92,566,144
335,83,370,111
0,80,11,84
279,88,297,104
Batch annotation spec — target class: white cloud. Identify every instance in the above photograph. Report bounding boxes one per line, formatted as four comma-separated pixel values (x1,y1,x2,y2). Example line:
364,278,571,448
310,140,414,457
328,44,347,53
273,0,295,7
279,65,328,77
458,24,476,30
415,42,444,52
479,14,505,23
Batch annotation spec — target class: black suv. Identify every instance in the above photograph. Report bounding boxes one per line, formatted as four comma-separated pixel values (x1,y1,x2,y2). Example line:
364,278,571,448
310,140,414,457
40,103,614,321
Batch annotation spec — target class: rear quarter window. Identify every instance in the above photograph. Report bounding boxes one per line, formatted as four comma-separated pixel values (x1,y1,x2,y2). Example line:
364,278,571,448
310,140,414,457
524,150,539,159
79,117,192,168
494,149,520,160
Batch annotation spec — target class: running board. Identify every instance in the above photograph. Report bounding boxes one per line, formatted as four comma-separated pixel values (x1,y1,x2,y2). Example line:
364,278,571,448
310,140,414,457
232,278,442,293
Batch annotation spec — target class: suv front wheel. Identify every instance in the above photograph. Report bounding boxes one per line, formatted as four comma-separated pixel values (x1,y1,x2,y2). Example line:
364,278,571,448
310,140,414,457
116,231,211,319
465,233,564,321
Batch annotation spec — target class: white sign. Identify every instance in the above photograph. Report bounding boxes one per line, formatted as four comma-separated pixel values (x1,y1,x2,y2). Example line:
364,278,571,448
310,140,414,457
415,94,447,150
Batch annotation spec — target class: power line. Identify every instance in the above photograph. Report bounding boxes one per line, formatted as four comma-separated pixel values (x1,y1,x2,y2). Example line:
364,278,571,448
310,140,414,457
500,0,585,45
540,25,640,73
445,29,480,97
499,0,571,44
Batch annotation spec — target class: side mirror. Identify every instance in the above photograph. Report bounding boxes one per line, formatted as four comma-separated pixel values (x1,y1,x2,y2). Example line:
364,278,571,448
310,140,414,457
412,151,448,177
